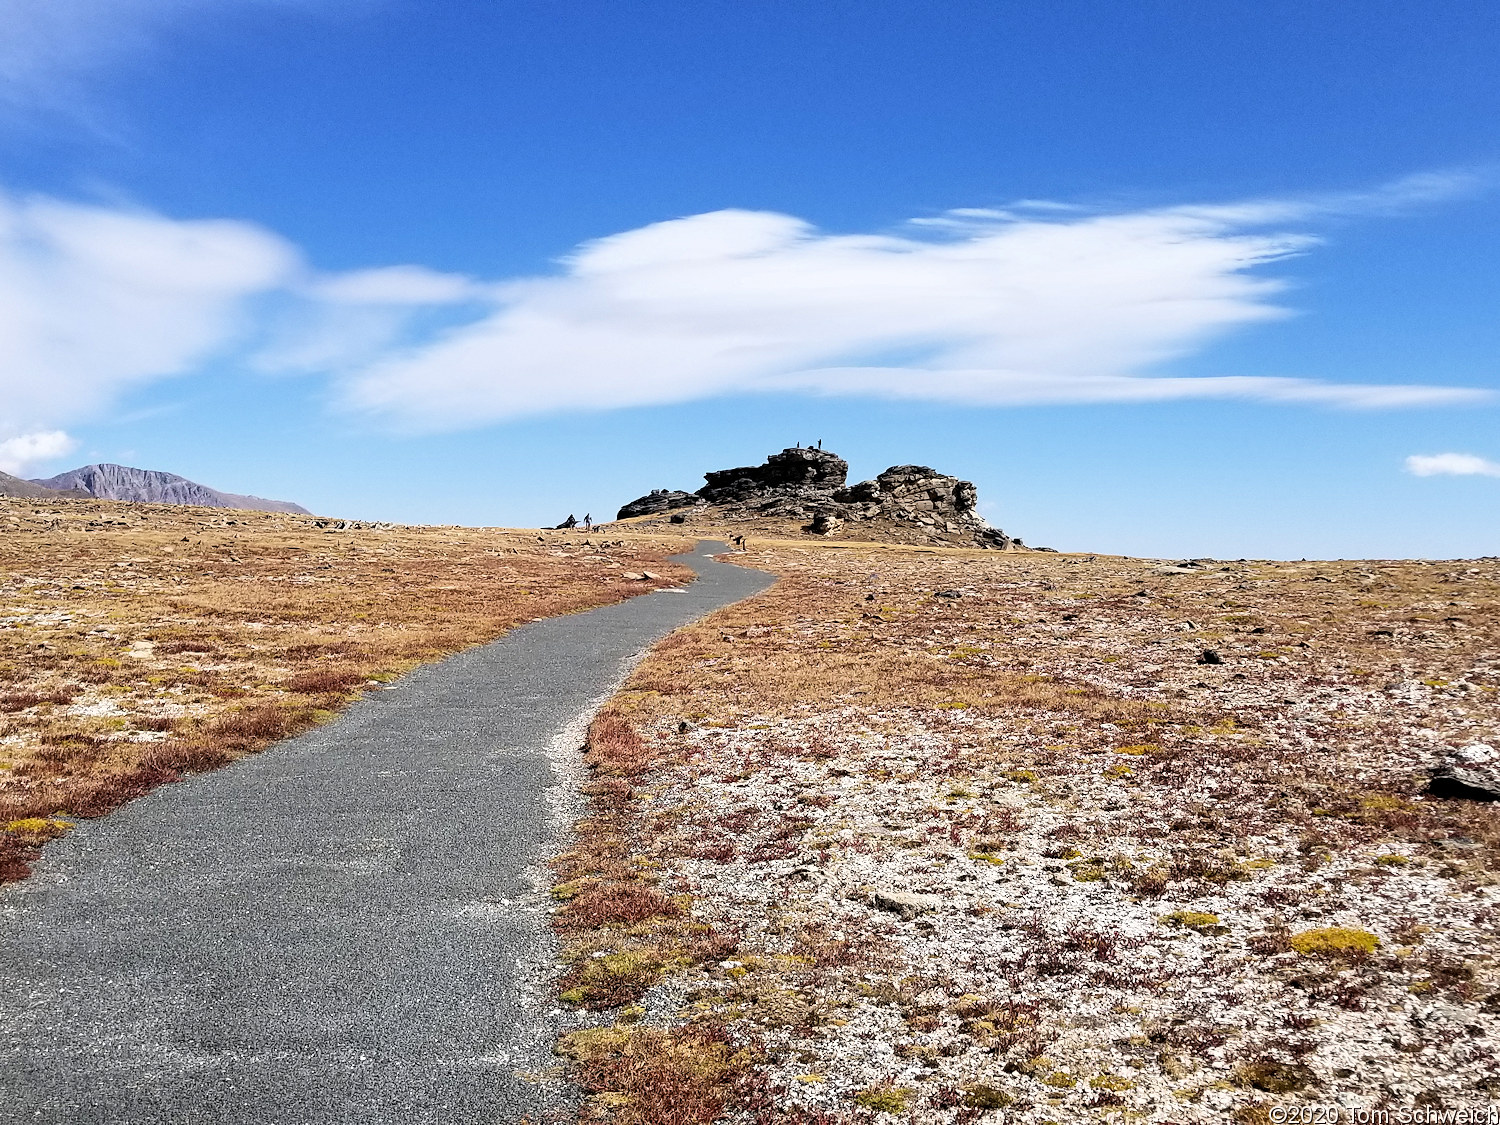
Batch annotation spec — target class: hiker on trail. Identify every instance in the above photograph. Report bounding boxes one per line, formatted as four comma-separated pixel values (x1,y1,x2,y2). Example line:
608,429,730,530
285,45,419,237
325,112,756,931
557,514,577,529
583,514,592,531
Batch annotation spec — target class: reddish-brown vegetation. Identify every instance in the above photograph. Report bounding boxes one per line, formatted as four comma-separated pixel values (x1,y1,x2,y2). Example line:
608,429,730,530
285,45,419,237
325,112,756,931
0,495,691,882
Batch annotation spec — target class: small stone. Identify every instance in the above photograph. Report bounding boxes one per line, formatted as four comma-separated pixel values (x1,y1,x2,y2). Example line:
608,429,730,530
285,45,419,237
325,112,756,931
871,889,942,920
1197,649,1223,665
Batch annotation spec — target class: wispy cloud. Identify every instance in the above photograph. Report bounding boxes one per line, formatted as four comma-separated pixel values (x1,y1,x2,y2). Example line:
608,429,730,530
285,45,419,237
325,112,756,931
0,178,1492,447
0,0,361,116
0,189,299,437
1405,453,1500,478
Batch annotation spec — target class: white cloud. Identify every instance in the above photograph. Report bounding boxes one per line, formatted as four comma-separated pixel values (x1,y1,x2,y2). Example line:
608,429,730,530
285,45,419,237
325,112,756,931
1405,453,1500,478
307,265,487,306
0,429,75,475
0,189,299,434
0,180,1492,443
339,203,1490,428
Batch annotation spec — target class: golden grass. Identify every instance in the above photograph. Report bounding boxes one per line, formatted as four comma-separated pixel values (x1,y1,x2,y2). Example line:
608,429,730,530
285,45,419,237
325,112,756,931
0,495,692,881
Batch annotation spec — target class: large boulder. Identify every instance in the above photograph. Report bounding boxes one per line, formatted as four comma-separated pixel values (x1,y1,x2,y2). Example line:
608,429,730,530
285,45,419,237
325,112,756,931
616,489,697,520
1429,744,1500,801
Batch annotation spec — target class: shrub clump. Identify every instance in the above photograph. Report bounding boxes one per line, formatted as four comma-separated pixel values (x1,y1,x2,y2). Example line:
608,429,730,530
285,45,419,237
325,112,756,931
853,1085,913,1114
4,817,73,844
557,1022,750,1125
963,1085,1012,1108
1289,927,1379,959
1160,910,1223,932
558,951,664,1009
1235,1060,1315,1093
556,882,682,930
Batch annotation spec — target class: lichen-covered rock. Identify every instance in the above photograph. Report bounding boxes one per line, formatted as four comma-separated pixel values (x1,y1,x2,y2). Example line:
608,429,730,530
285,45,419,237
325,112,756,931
616,489,697,519
1429,744,1500,800
700,446,848,502
872,889,943,920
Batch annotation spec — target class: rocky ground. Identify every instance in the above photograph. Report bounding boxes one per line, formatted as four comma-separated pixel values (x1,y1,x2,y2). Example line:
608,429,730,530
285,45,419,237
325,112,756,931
0,495,691,882
553,542,1500,1124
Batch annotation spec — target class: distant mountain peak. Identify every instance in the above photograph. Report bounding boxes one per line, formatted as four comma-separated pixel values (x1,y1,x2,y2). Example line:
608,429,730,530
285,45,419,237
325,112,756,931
29,464,311,515
0,470,80,500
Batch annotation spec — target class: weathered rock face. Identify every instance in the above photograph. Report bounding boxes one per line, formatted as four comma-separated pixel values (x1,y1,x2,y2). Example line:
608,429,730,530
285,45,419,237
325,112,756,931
700,447,849,502
616,446,1027,549
33,464,310,515
616,489,697,519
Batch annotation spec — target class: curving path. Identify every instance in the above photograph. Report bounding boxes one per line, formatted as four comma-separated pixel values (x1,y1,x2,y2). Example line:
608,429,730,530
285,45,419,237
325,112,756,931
0,542,772,1124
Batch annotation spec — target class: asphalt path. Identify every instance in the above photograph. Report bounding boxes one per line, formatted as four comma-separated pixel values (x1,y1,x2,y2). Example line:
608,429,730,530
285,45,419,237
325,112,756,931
0,541,772,1124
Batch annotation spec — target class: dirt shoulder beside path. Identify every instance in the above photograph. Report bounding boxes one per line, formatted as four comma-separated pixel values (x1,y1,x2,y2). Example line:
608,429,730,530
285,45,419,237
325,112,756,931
0,495,692,881
552,542,1500,1124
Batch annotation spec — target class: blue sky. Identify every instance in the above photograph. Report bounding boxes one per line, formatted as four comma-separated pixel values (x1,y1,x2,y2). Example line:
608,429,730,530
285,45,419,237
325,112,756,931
1,0,1497,557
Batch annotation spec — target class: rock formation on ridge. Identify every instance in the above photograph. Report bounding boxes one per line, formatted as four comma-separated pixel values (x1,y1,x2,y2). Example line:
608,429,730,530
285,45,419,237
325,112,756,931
616,446,1030,549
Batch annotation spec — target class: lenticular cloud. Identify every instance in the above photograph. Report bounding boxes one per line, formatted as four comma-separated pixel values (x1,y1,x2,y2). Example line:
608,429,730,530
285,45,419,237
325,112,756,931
0,185,1489,450
339,205,1485,427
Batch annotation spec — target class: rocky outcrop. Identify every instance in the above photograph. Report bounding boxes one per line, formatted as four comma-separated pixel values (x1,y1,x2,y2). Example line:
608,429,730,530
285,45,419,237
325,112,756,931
32,464,310,515
616,446,1027,549
616,489,697,519
699,447,849,503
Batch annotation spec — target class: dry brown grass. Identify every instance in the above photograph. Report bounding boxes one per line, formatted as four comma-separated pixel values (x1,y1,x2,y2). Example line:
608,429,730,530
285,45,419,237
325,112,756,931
556,1022,753,1125
550,704,740,1012
0,495,692,882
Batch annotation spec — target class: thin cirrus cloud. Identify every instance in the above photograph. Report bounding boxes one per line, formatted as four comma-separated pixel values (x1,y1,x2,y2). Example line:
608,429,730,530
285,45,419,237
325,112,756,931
0,188,298,471
0,177,1493,473
1405,453,1500,478
0,0,364,115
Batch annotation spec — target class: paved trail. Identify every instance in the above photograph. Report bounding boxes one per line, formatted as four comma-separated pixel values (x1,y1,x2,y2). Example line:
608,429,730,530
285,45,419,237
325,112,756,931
0,542,771,1124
